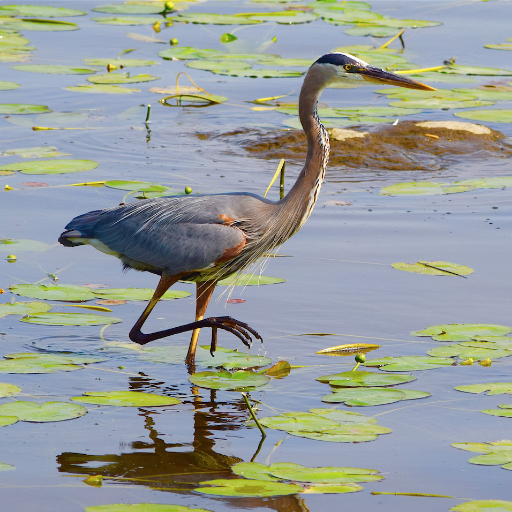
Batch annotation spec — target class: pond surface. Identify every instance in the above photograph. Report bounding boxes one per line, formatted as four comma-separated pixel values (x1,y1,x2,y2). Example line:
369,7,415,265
1,1,512,511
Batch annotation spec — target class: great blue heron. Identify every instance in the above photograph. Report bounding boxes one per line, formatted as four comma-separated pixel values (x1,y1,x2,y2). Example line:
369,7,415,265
59,52,434,364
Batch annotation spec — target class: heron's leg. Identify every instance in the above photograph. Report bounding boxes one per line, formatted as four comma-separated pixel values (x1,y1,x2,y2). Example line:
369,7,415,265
186,280,216,365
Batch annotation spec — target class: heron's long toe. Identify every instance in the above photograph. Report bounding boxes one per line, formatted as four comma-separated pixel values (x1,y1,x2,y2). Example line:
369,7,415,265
205,316,262,355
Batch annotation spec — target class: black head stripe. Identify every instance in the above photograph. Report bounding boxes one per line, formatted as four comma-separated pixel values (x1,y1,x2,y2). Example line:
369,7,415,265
314,52,359,67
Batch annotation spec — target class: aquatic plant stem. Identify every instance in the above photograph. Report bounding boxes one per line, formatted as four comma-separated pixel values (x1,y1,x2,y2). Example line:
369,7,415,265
145,104,151,123
378,28,406,50
242,392,266,438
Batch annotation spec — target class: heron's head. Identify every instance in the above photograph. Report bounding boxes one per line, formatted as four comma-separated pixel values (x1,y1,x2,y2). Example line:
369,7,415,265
311,52,436,91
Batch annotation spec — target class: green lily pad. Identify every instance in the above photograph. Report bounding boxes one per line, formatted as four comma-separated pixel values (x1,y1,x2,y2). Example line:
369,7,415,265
249,11,318,23
0,358,82,374
0,103,51,115
92,288,191,301
220,33,237,43
158,47,217,61
189,370,270,391
455,177,512,189
358,18,442,28
380,182,475,196
0,238,49,252
2,19,79,31
412,324,512,341
9,283,95,301
195,478,302,497
462,338,512,350
215,68,303,78
0,159,98,175
0,401,87,422
0,462,15,470
83,58,160,67
11,64,98,74
364,356,453,372
185,60,252,72
87,73,160,84
217,274,285,286
231,462,282,481
388,99,494,109
85,506,213,512
452,441,512,468
265,464,382,483
66,84,140,94
92,5,165,14
160,93,227,105
258,57,313,67
317,370,415,387
455,109,512,124
391,261,474,276
20,312,121,326
322,387,430,406
452,88,512,101
309,1,371,9
0,417,18,427
485,44,512,51
0,383,21,397
455,383,512,395
71,391,181,407
0,301,52,318
428,344,512,360
0,81,19,90
407,72,477,84
317,8,383,22
91,16,163,25
451,501,512,512
104,180,170,192
482,406,512,419
5,353,107,364
442,65,512,76
0,6,86,17
335,106,423,117
344,26,400,37
173,13,261,25
2,146,69,158
304,483,364,494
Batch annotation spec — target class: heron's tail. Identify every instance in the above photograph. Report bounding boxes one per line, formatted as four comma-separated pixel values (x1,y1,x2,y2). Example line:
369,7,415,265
58,210,104,247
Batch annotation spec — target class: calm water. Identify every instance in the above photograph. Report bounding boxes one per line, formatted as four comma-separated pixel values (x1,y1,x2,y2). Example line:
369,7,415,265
1,1,512,511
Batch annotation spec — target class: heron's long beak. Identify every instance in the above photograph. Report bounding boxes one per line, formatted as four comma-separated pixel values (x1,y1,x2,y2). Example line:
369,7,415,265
359,66,436,91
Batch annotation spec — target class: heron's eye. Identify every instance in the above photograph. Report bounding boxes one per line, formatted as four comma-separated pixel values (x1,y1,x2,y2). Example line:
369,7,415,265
344,64,352,71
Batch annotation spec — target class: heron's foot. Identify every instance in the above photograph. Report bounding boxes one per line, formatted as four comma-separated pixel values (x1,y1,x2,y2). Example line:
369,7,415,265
205,316,262,356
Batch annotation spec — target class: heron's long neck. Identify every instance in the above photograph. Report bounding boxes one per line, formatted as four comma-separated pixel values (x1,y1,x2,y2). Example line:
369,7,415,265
276,70,330,237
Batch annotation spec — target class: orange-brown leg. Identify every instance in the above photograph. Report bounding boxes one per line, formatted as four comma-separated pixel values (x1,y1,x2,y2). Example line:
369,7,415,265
186,280,217,365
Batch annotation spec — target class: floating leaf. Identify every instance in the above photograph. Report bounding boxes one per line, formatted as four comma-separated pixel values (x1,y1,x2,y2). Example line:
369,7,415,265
86,506,214,512
71,391,180,407
173,13,261,25
20,313,121,326
161,93,227,105
220,33,237,43
11,64,98,74
65,84,140,94
411,324,512,341
92,288,191,301
391,261,474,276
455,109,512,124
185,60,252,72
0,358,82,374
357,18,441,28
0,103,51,115
92,5,165,14
9,283,95,301
303,483,363,494
322,387,430,406
0,239,49,252
407,72,477,84
265,464,382,483
344,26,400,37
2,146,70,158
217,274,285,286
0,417,18,427
0,159,98,175
455,383,512,396
215,68,303,78
451,501,512,512
2,19,79,31
91,16,163,25
452,88,512,101
5,353,107,364
0,383,21,397
428,344,512,360
265,361,291,378
317,370,415,387
195,479,302,497
482,406,512,419
316,8,383,22
442,65,512,76
485,44,512,51
0,6,86,17
0,81,19,90
364,356,453,371
452,441,512,468
0,401,87,422
249,11,318,24
0,301,51,318
189,370,270,391
389,99,494,110
104,180,168,192
316,343,381,356
83,58,159,67
87,73,160,84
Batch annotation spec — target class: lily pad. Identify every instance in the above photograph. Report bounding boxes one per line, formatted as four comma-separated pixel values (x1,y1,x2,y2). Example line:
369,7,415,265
11,64,98,74
71,391,180,407
92,5,165,14
408,72,477,84
215,68,303,78
428,344,512,360
9,283,95,301
380,182,474,196
412,324,512,341
2,19,79,31
451,501,512,512
358,18,442,28
0,104,51,115
322,387,430,406
0,301,52,318
364,356,453,371
485,44,512,51
452,441,512,468
173,13,261,25
2,146,69,158
92,288,191,301
160,93,227,105
0,159,98,175
5,353,107,364
66,84,140,94
259,57,313,67
87,73,160,84
83,58,160,67
0,417,18,427
195,479,302,497
20,313,121,326
85,507,213,512
388,99,494,110
391,261,474,276
0,81,19,90
0,401,87,422
453,88,512,101
91,16,163,25
344,26,400,37
264,464,383,483
455,383,512,396
0,462,15,470
217,274,285,286
0,358,82,374
317,8,383,22
442,65,512,76
249,11,318,24
0,383,21,397
482,406,512,419
0,6,86,17
188,370,270,391
455,109,512,124
317,370,415,387
185,60,252,72
0,239,49,252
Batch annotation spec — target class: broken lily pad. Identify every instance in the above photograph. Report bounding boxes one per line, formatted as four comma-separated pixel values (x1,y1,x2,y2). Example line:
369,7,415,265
317,370,415,387
71,391,181,407
412,324,512,342
322,387,430,406
364,356,453,372
189,370,269,391
455,383,512,396
0,401,87,422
